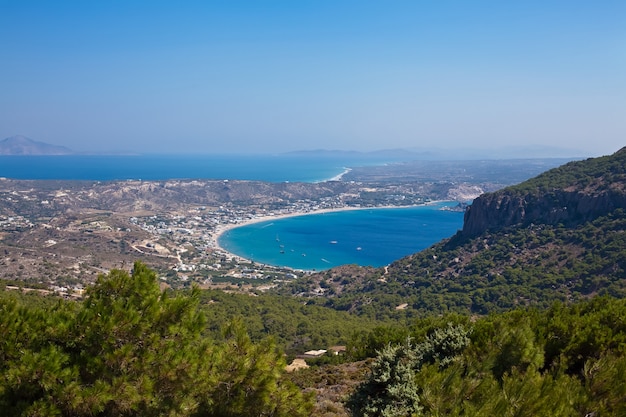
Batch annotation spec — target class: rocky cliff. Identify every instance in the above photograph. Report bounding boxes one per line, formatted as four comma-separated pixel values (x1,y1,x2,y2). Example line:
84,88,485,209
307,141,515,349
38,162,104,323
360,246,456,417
462,147,626,237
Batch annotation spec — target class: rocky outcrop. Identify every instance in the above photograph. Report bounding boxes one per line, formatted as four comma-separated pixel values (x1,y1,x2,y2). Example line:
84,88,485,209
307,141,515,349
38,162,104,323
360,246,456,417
462,188,626,237
462,148,626,238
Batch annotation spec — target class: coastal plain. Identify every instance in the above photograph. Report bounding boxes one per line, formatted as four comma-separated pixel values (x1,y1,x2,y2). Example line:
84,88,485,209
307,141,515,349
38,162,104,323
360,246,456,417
0,158,570,295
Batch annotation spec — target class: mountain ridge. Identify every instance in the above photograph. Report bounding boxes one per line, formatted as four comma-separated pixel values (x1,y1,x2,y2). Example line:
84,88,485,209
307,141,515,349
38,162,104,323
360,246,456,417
462,147,626,237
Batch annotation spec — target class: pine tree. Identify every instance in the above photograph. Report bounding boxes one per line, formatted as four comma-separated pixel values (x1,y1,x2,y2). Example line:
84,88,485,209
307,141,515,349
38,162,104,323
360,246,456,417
0,262,313,417
348,325,470,417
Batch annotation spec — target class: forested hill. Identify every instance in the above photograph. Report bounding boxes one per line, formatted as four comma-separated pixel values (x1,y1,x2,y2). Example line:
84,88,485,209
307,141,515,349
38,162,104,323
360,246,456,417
292,147,626,316
463,147,626,237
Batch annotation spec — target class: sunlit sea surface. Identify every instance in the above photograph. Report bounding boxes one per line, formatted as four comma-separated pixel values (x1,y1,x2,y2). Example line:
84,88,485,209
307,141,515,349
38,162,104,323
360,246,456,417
0,155,371,182
218,203,464,271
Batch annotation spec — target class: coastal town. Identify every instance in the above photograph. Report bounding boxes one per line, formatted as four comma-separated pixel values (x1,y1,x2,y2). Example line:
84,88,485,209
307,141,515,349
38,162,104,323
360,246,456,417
0,175,487,295
116,186,465,290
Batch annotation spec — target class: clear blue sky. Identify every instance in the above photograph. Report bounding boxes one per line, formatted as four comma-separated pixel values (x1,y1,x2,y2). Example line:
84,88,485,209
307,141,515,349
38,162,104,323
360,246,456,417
1,1,624,156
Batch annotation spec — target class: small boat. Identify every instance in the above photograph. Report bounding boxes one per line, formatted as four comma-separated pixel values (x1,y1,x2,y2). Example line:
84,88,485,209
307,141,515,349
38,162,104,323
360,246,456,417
329,240,338,244
356,247,362,251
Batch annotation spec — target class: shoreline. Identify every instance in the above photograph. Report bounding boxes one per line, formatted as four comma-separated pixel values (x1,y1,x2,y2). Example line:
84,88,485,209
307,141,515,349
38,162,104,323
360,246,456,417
320,167,352,183
211,201,449,269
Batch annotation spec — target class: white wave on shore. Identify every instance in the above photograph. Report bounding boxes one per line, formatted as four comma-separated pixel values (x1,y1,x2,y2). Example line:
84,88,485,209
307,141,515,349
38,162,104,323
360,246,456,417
323,167,352,182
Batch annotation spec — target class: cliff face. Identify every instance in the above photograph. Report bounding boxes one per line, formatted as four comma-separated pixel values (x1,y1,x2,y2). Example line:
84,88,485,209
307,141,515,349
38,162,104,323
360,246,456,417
462,188,626,237
462,148,626,238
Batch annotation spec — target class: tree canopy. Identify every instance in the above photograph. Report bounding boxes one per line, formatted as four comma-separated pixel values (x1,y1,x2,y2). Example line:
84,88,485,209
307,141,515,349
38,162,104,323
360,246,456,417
347,297,626,416
0,262,312,417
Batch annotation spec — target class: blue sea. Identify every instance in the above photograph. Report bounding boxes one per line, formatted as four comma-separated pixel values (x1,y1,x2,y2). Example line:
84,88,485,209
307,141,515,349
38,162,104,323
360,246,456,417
218,203,464,271
0,155,382,183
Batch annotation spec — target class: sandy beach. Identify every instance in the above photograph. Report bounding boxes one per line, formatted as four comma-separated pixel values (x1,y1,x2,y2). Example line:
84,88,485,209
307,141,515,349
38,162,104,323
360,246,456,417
212,206,367,250
321,167,352,182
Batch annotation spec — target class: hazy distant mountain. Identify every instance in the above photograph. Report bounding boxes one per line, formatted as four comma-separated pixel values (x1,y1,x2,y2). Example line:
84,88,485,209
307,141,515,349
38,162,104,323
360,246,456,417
405,145,589,160
0,135,74,155
284,146,588,161
283,149,415,160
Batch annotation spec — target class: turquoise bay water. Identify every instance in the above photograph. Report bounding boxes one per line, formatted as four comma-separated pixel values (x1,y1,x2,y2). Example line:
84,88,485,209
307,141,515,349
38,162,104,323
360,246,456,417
218,203,464,270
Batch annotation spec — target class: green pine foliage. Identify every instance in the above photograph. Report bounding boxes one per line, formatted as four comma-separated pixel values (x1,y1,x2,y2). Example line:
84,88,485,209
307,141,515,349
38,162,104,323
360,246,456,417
347,297,626,416
348,325,470,417
0,262,313,417
508,147,626,194
197,289,390,356
348,339,423,417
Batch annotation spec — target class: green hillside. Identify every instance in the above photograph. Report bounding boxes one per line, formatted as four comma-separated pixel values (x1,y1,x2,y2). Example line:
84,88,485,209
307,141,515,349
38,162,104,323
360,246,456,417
280,147,626,317
338,296,626,417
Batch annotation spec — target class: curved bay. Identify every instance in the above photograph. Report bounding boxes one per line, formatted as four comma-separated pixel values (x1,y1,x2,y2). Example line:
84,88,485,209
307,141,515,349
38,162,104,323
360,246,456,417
218,202,464,271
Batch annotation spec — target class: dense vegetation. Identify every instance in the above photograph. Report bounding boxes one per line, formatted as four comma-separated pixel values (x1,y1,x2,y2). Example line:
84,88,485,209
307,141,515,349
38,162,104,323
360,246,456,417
4,271,625,416
0,262,312,416
345,296,626,416
197,290,392,356
508,148,626,194
379,208,626,314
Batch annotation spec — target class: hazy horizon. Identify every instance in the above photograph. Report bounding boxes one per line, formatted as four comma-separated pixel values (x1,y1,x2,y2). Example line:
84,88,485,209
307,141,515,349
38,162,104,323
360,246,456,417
2,2,624,157
0,134,595,160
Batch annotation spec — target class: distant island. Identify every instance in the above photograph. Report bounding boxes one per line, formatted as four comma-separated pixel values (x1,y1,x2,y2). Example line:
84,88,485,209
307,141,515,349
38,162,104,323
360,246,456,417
0,135,74,155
